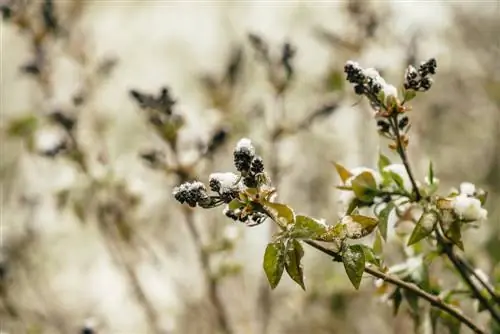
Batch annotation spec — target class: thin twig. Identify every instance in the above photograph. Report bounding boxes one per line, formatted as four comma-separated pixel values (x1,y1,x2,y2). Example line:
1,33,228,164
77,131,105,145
436,228,500,324
390,114,421,201
456,256,500,303
304,240,486,334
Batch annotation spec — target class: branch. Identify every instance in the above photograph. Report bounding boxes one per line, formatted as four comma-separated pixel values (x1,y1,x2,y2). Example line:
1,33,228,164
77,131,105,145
304,240,486,334
456,256,500,304
390,114,421,201
436,228,500,325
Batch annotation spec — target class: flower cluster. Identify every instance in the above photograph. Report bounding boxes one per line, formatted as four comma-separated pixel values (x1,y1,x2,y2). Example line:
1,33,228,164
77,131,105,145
404,58,437,92
344,61,398,108
450,182,488,222
173,138,271,226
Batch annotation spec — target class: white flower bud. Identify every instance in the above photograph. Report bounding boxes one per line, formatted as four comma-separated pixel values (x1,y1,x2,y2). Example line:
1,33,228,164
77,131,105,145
452,194,487,221
459,182,476,196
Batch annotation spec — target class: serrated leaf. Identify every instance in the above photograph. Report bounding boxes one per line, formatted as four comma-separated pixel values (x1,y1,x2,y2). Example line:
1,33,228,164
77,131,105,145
359,244,381,267
351,172,377,203
285,239,305,290
377,202,395,240
291,215,328,239
408,211,438,246
445,220,464,251
333,162,353,183
264,202,295,225
342,244,365,289
263,241,286,289
378,153,391,171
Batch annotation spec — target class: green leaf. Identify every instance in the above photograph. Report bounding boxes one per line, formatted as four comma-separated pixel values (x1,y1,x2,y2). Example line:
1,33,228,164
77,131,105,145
373,230,384,256
263,241,286,289
333,162,353,183
407,211,438,246
351,172,377,203
344,215,379,239
346,198,360,215
390,288,403,316
403,289,420,314
445,220,464,251
359,244,381,267
403,89,417,102
428,161,435,185
7,114,38,137
264,202,295,225
227,198,243,211
385,171,405,191
378,153,391,171
342,244,365,289
285,239,306,290
377,202,395,240
291,215,328,239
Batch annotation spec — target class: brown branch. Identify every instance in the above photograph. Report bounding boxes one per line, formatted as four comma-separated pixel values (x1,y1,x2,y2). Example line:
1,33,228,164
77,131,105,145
304,240,486,334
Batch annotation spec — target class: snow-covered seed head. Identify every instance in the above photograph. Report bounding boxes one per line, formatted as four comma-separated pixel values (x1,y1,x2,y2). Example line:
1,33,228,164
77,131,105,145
209,172,240,202
173,181,208,207
234,138,255,173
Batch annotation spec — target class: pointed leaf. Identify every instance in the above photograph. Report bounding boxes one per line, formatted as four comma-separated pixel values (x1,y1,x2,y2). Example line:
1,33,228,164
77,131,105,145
403,89,417,102
390,288,403,316
378,153,391,171
264,202,295,225
445,220,464,251
333,162,353,183
386,171,405,191
377,202,395,240
428,161,435,185
342,244,365,289
285,239,305,290
359,244,381,267
408,211,438,246
346,198,360,215
263,241,286,289
291,215,328,239
403,289,420,314
351,171,377,203
373,230,384,255
344,215,379,239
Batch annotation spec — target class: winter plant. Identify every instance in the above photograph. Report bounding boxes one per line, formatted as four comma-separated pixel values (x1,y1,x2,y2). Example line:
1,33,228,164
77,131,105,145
173,59,500,333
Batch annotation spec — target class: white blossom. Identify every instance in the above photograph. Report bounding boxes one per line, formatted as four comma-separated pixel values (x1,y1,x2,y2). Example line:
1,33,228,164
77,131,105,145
451,194,487,221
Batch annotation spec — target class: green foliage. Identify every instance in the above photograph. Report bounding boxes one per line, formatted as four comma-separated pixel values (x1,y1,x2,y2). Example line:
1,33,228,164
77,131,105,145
342,244,365,289
263,241,286,289
7,114,38,137
285,239,305,290
344,215,379,239
378,152,391,171
351,171,377,203
408,211,438,246
291,215,327,239
264,202,295,226
377,202,395,240
333,162,353,183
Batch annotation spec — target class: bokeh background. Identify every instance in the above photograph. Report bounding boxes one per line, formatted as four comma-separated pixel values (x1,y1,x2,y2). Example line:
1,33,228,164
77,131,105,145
1,1,499,333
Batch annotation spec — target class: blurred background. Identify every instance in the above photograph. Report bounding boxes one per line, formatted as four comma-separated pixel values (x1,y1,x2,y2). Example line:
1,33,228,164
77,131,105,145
1,0,499,333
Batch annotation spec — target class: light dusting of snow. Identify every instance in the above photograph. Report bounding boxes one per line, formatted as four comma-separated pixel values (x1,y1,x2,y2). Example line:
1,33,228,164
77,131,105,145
35,128,64,152
235,138,255,154
452,194,487,221
459,182,476,196
209,172,240,192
